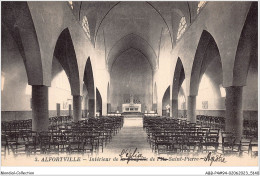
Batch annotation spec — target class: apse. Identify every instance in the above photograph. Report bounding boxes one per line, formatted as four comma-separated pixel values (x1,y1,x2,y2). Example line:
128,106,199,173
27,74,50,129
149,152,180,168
110,48,153,113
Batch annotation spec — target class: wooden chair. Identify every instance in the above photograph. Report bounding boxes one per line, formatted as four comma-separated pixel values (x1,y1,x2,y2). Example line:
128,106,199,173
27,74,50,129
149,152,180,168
239,137,252,156
249,139,258,158
221,132,236,156
201,135,219,153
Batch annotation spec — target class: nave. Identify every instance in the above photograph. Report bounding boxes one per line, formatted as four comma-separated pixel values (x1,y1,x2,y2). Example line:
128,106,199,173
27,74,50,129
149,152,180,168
1,1,258,169
2,115,258,160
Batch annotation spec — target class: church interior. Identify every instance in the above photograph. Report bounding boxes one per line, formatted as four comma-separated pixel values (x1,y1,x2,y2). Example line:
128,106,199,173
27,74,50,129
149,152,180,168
1,1,258,162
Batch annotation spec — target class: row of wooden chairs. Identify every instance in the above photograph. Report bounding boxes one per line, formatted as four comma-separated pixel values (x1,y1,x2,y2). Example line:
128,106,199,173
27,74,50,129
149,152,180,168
221,132,258,157
196,115,225,130
144,117,220,155
143,116,258,157
2,119,32,132
1,116,73,133
1,116,124,158
49,116,73,125
196,115,258,139
243,120,258,138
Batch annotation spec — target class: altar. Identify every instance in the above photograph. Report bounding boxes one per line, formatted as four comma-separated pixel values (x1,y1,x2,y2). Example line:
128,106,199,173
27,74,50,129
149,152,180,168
122,94,141,112
122,103,141,112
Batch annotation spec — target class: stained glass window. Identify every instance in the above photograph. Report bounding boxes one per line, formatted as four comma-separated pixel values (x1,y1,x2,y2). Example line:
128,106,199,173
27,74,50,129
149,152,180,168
197,1,207,14
177,17,187,41
82,16,90,39
68,1,73,9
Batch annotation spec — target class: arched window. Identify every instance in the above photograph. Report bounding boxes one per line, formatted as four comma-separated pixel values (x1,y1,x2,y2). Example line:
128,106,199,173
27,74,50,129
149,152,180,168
68,1,73,9
82,16,90,39
176,17,187,41
197,1,207,14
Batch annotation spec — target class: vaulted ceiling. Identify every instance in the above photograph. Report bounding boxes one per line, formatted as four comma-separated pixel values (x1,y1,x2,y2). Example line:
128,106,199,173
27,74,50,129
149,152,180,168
69,1,201,71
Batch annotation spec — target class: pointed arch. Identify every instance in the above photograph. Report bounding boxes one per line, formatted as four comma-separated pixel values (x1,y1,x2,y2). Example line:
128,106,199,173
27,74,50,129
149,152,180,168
189,30,222,96
152,82,158,112
83,57,95,117
94,1,174,48
172,57,185,100
162,86,170,116
2,2,43,85
171,57,185,118
82,83,88,117
53,28,80,96
96,87,102,116
188,29,222,123
107,33,158,71
107,82,111,113
83,57,95,98
233,2,258,86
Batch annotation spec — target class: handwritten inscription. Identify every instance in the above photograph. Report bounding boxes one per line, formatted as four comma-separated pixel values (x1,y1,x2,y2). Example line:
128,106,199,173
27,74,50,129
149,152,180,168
119,148,147,164
201,152,227,166
157,157,168,161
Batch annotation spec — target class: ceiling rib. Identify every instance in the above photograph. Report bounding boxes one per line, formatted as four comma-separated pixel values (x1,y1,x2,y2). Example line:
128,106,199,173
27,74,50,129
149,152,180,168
94,1,173,49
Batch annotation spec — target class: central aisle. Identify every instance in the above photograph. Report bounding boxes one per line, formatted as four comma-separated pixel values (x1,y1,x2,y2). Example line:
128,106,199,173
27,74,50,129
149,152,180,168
102,117,154,157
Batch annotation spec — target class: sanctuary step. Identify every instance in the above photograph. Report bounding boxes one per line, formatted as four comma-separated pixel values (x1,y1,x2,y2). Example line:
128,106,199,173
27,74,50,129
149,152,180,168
122,112,143,116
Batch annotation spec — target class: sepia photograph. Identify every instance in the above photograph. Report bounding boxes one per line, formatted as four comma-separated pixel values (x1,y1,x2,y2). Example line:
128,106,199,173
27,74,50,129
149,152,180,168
1,1,259,175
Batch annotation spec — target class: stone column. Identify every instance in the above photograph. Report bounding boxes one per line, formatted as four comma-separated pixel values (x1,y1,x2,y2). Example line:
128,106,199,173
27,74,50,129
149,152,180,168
73,95,82,122
56,103,60,117
32,85,49,132
69,104,72,117
107,103,111,113
102,101,107,116
187,96,196,123
225,86,243,138
157,102,162,116
171,99,178,118
83,96,88,118
88,99,95,118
